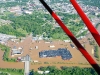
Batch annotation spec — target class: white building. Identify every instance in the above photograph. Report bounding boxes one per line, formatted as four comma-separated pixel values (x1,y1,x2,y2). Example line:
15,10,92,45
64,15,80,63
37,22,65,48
37,71,44,74
33,60,38,63
64,40,70,42
24,10,32,14
44,71,50,74
49,45,55,48
9,6,21,13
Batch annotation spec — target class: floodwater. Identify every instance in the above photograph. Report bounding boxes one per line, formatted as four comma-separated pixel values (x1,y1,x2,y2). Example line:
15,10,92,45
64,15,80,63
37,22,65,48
0,36,99,71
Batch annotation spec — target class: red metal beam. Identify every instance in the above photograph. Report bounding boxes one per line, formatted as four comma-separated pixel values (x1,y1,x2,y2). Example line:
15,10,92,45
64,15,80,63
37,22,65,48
70,0,100,47
39,0,100,74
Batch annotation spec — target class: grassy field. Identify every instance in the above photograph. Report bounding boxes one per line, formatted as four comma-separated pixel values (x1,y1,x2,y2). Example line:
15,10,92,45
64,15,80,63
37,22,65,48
0,71,23,75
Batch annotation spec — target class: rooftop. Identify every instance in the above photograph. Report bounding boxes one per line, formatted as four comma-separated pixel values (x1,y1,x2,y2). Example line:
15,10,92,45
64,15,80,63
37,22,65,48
39,48,72,60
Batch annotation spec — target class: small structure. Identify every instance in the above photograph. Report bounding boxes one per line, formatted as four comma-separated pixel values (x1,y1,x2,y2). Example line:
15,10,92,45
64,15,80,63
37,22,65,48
11,38,19,42
37,71,44,74
17,57,21,60
17,57,21,61
44,71,50,74
33,60,38,63
35,46,38,49
9,6,21,13
32,35,43,41
30,48,33,50
18,47,23,50
24,10,32,14
20,56,25,62
49,45,55,48
92,48,94,54
70,44,75,48
37,70,50,74
11,46,23,56
64,40,70,42
11,50,23,56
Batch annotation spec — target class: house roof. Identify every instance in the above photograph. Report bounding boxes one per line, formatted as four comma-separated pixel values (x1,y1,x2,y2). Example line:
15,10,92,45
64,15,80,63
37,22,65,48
12,50,21,54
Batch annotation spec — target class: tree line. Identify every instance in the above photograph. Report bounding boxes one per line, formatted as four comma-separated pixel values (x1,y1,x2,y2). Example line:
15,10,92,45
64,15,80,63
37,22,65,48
0,44,16,62
33,66,98,75
0,66,98,75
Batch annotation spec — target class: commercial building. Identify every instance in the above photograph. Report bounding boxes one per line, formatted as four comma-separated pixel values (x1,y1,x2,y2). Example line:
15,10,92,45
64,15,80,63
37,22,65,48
39,48,72,60
11,46,23,56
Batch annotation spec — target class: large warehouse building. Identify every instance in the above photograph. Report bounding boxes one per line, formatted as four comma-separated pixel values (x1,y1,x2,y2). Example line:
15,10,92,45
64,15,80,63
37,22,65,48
39,48,72,60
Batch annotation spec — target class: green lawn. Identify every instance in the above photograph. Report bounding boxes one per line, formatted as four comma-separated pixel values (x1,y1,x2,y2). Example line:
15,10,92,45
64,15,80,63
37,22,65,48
0,71,23,75
0,70,23,75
